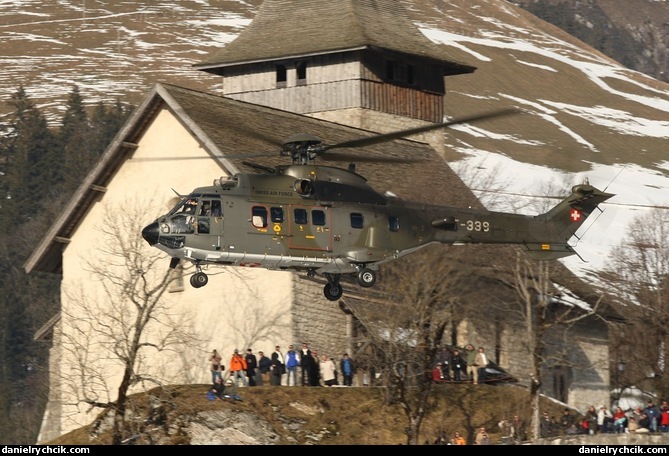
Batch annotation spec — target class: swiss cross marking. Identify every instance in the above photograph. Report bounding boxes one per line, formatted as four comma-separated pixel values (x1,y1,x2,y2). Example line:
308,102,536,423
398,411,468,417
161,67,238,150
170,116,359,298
570,209,582,222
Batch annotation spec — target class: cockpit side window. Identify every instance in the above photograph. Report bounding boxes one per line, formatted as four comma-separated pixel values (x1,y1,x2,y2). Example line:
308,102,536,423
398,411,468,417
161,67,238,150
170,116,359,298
211,200,222,217
199,201,211,216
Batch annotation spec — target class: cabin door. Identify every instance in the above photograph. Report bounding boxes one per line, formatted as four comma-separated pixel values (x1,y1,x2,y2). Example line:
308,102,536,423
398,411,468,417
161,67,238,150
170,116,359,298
288,205,332,252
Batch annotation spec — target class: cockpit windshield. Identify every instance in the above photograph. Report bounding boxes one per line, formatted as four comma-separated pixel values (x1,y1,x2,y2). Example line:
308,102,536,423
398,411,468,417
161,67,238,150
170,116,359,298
169,197,199,216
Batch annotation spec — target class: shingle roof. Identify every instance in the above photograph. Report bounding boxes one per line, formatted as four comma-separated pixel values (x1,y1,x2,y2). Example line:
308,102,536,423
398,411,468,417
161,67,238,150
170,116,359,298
194,0,475,75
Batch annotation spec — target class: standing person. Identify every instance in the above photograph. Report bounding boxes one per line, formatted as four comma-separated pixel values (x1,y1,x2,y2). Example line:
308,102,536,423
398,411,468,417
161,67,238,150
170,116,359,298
475,427,491,445
512,415,526,443
439,348,452,381
271,345,285,386
300,343,313,386
431,363,445,383
464,344,478,384
585,405,598,434
340,353,355,386
245,348,258,387
310,350,321,386
498,418,513,444
451,431,466,445
320,354,337,386
597,405,613,433
209,349,223,384
645,399,660,433
474,346,489,384
284,344,300,386
450,349,466,382
229,349,249,387
257,350,271,386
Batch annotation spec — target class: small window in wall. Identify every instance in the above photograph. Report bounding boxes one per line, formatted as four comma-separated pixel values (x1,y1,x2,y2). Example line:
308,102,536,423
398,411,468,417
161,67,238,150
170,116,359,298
350,213,364,229
252,206,268,228
550,365,571,403
270,207,284,223
276,64,287,87
406,64,415,84
385,60,415,85
294,208,308,225
312,209,326,226
386,60,396,81
296,61,307,85
389,215,400,232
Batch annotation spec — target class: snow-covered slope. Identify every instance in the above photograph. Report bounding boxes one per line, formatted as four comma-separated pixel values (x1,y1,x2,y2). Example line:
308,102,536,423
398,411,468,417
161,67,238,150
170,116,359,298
2,0,669,281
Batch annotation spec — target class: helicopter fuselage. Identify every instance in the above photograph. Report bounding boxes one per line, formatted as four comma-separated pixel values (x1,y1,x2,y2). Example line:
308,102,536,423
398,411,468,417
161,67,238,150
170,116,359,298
141,164,613,300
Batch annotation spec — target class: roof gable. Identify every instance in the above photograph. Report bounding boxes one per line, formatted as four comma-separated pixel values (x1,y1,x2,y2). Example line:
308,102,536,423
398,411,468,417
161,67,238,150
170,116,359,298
194,0,475,74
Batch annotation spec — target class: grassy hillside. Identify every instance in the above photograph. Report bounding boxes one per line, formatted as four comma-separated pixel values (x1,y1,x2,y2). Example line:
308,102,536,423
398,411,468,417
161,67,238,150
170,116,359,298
47,382,572,445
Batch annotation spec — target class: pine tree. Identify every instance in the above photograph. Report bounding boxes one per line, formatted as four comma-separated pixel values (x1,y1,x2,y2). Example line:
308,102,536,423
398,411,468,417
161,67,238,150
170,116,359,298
0,87,56,231
59,85,93,195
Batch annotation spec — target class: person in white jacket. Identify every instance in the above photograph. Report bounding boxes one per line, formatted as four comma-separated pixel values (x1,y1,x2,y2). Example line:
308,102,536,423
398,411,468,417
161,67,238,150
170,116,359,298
597,405,614,433
320,354,337,386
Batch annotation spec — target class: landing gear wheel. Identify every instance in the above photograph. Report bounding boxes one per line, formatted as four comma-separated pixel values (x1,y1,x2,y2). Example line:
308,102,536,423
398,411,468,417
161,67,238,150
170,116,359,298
323,283,343,301
357,268,376,288
190,272,208,288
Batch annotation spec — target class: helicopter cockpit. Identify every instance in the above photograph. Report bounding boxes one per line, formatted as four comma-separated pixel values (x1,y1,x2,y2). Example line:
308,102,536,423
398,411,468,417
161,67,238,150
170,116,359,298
143,195,224,249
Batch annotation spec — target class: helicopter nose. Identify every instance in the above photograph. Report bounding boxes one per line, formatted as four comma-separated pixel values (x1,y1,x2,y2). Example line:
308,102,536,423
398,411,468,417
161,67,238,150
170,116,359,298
142,221,160,246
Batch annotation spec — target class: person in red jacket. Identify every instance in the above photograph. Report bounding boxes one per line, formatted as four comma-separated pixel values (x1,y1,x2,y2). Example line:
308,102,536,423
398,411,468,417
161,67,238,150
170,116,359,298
229,349,248,387
431,363,445,383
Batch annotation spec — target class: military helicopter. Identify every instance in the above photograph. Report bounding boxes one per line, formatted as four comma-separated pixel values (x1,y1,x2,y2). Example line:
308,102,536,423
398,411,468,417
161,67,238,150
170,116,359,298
141,109,614,301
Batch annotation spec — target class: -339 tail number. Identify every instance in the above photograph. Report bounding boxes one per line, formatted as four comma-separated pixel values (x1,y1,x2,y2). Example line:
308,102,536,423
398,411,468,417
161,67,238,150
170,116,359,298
465,220,490,232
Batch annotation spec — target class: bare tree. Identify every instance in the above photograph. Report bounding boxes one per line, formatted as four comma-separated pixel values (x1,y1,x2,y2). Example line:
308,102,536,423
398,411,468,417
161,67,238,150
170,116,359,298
59,199,199,445
596,208,669,400
504,254,604,440
352,246,473,445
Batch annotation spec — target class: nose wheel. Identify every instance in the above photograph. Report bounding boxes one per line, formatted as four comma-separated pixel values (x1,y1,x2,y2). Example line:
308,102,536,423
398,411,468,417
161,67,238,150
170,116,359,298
190,272,208,288
190,262,209,288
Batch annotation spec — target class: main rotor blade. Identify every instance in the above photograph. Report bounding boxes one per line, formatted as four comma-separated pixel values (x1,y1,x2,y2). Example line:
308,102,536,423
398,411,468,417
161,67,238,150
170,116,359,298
319,153,420,164
323,108,520,151
242,161,278,173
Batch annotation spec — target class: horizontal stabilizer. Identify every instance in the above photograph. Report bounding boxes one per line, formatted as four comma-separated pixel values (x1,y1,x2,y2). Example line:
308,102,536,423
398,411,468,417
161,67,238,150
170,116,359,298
520,243,576,260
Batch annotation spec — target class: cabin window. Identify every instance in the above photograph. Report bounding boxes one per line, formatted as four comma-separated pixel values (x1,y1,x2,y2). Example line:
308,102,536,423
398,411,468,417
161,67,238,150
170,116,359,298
350,213,364,229
270,207,284,223
389,215,400,232
312,210,326,226
294,208,308,225
296,61,307,85
252,206,268,228
276,64,287,87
